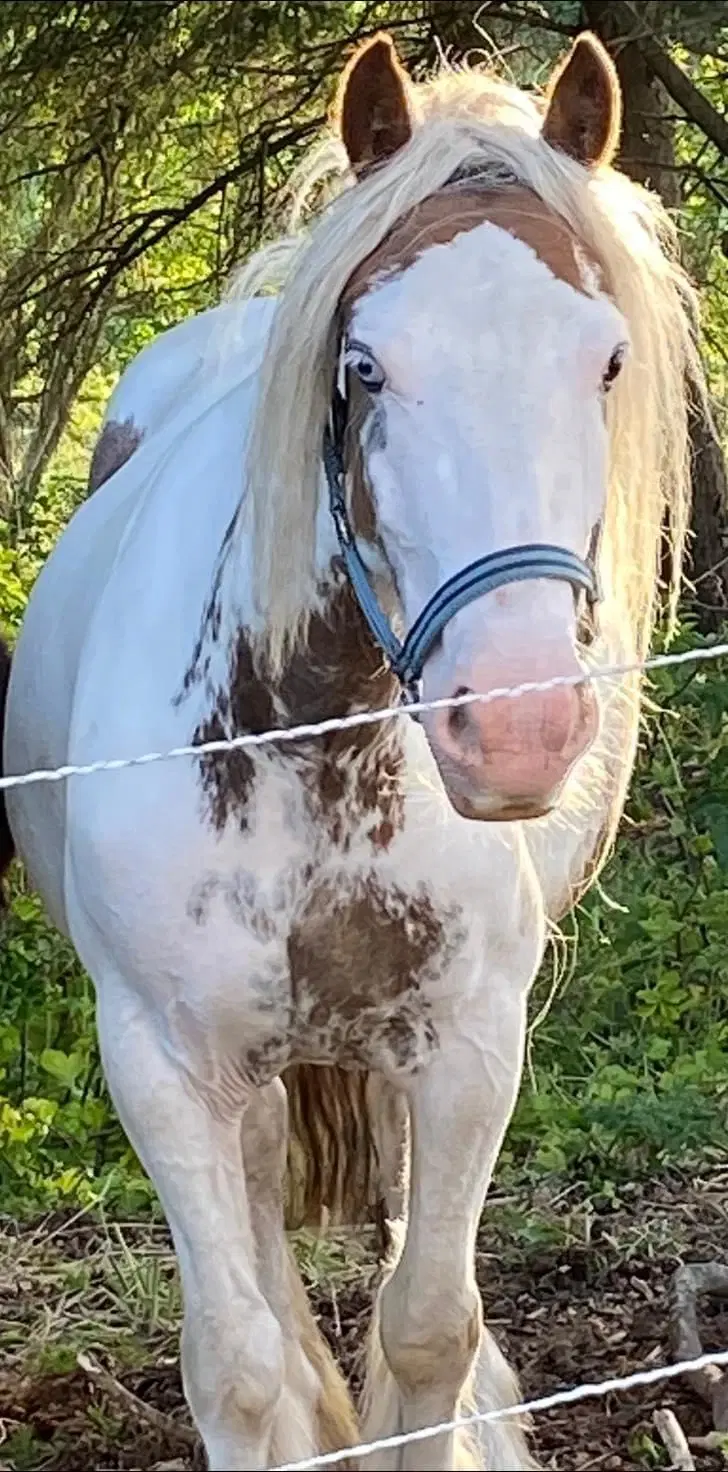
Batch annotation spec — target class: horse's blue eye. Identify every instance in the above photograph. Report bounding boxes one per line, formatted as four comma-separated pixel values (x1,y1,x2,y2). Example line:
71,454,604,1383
346,346,385,393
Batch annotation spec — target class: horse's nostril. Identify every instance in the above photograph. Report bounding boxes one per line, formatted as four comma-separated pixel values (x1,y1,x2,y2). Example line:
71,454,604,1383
447,687,473,742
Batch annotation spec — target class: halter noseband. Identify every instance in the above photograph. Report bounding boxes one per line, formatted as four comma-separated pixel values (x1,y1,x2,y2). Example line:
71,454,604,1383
322,166,603,708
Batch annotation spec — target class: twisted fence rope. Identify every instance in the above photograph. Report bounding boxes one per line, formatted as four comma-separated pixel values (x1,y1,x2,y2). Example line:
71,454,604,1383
274,1347,728,1469
0,640,726,793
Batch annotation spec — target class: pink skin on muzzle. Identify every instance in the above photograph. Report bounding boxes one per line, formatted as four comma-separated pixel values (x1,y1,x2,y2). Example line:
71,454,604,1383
425,654,599,821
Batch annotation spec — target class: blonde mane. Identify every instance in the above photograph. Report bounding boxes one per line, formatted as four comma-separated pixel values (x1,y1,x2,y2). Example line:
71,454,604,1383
228,58,701,683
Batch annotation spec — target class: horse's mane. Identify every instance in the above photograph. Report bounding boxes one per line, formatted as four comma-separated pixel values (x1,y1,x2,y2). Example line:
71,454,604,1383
226,57,701,679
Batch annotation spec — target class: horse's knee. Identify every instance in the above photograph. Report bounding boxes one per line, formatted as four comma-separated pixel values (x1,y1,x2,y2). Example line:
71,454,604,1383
182,1300,284,1440
379,1274,482,1396
242,1078,288,1187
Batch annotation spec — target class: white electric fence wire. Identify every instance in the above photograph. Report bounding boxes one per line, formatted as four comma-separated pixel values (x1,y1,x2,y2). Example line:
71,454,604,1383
273,1347,728,1469
0,641,726,794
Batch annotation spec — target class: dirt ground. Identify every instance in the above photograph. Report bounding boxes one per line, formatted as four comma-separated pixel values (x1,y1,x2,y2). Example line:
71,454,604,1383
2,1172,728,1470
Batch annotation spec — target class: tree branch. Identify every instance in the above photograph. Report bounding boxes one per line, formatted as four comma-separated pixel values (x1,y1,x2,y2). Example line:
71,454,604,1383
625,3,728,159
468,2,577,37
74,114,323,326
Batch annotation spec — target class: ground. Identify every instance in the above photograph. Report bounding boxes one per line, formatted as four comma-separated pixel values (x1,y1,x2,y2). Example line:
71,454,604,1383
1,1173,728,1471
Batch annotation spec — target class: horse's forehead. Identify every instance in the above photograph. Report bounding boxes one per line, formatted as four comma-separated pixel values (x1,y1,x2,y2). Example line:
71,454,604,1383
342,185,594,311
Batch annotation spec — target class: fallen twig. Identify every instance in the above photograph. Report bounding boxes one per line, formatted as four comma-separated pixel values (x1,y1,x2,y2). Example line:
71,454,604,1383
76,1350,197,1450
653,1407,696,1470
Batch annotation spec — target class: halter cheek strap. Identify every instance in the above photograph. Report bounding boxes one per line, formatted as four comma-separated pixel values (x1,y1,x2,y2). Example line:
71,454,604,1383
323,383,602,707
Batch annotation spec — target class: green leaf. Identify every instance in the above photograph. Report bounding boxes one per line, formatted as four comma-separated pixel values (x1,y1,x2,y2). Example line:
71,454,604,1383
39,1049,84,1088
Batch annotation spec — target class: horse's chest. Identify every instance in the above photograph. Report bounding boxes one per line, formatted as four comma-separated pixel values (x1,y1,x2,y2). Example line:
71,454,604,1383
191,852,465,1080
287,872,464,1072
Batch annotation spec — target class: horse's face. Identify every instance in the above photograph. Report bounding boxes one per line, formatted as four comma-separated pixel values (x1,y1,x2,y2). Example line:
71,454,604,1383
346,196,627,820
337,32,626,821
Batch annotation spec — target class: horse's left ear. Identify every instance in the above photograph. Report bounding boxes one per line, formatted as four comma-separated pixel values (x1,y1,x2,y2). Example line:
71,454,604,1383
335,33,413,177
542,33,621,169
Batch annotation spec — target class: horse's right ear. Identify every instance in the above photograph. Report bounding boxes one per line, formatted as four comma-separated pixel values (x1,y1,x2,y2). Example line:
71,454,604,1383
542,33,621,169
335,33,413,177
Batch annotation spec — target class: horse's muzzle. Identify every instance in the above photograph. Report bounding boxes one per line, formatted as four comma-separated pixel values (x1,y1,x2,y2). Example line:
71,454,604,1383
425,670,598,822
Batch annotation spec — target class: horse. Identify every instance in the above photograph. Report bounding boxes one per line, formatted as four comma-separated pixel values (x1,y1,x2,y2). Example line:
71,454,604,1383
3,29,702,1471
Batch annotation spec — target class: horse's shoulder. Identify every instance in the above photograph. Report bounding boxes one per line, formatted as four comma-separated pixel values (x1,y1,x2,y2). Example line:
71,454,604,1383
89,299,276,494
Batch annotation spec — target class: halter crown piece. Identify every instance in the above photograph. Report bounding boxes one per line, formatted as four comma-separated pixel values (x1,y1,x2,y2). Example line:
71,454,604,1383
322,165,602,709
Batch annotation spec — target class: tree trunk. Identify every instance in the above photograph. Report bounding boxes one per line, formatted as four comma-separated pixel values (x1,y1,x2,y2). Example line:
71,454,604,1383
583,0,728,630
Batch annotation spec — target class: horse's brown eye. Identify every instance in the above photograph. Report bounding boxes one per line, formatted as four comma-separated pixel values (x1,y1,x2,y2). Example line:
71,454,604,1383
603,342,627,392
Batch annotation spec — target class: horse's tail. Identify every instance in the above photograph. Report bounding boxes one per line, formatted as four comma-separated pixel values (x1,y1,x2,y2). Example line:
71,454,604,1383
283,1064,408,1241
0,639,15,890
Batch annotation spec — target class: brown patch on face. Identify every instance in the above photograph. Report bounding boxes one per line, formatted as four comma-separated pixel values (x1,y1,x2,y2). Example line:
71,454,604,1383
88,417,143,493
343,185,596,307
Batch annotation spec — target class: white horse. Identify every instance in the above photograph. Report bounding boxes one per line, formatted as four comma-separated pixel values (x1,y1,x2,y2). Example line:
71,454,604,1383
4,30,701,1471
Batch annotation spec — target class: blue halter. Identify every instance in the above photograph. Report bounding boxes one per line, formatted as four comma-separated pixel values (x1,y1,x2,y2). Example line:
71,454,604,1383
322,383,601,706
323,320,602,706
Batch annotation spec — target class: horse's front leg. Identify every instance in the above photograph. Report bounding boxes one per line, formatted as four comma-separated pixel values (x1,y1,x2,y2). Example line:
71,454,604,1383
362,993,533,1471
95,979,290,1471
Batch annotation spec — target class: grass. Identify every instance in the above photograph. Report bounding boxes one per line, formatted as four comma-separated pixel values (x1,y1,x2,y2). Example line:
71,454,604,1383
0,1215,181,1378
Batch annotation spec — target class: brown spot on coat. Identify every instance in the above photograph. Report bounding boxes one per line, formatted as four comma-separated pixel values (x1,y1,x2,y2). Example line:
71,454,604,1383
283,878,463,1229
194,628,276,832
277,572,403,850
88,417,143,493
288,876,458,1056
343,186,597,307
192,565,405,848
290,875,447,997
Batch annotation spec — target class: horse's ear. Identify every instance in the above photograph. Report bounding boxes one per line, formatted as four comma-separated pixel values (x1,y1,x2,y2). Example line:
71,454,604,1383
336,33,413,177
542,32,621,169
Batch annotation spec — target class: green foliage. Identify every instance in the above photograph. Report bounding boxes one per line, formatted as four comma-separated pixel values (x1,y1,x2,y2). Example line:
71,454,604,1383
0,883,155,1213
504,621,728,1194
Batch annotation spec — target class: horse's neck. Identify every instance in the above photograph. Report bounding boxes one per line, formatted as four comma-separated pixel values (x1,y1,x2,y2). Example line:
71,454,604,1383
267,564,399,729
193,507,402,763
196,400,636,909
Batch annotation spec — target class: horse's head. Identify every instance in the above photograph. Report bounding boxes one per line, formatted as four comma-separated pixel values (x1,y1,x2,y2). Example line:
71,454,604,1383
333,33,626,821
